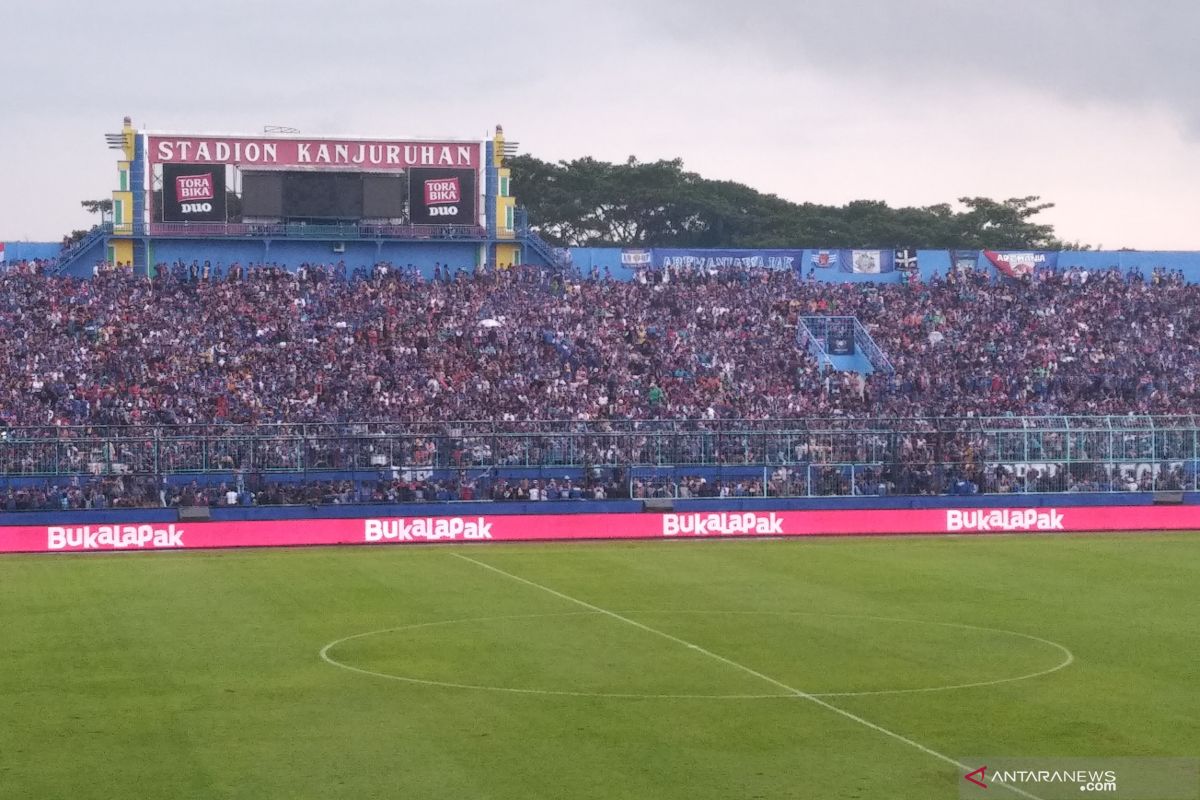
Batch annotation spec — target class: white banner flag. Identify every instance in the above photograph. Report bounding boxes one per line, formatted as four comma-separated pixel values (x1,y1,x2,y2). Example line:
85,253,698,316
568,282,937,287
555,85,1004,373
851,250,882,274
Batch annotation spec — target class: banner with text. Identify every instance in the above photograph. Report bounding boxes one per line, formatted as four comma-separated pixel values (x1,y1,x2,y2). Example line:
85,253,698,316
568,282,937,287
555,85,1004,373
148,135,480,170
984,250,1059,279
3,505,1197,554
653,249,806,272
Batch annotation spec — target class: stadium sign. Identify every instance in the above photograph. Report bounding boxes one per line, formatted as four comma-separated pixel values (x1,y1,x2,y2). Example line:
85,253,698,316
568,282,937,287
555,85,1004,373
150,136,479,170
662,512,784,536
946,509,1065,532
47,524,185,551
364,516,493,542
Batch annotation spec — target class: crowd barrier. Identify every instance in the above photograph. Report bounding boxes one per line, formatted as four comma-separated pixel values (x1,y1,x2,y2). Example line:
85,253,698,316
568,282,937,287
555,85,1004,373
2,504,1198,554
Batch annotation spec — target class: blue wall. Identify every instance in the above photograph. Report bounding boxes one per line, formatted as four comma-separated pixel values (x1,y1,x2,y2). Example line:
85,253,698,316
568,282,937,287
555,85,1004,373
568,248,628,276
1,242,61,262
150,240,264,268
1055,250,1200,277
37,240,1200,283
57,236,108,277
567,247,1200,283
916,249,952,281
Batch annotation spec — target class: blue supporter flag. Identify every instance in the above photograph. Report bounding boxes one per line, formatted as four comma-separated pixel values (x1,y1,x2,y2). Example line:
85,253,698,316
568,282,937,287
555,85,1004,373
811,250,839,269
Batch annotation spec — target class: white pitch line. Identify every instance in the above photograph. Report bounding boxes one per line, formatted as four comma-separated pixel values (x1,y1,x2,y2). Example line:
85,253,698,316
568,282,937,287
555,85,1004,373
319,610,1072,700
319,613,787,700
620,610,1076,699
451,551,1048,800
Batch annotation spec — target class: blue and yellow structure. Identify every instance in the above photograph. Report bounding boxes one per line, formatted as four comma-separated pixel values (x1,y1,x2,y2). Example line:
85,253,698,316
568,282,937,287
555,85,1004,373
54,118,560,278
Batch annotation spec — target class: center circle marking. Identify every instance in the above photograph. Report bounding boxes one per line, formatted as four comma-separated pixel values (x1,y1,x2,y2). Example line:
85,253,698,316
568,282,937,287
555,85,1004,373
319,610,1073,699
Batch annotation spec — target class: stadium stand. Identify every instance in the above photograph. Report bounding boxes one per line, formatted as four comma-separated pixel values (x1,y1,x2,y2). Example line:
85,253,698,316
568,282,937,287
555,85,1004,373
1,259,1198,509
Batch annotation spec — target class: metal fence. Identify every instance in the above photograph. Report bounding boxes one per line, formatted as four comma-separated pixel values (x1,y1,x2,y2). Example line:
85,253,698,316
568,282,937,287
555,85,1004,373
1,416,1198,495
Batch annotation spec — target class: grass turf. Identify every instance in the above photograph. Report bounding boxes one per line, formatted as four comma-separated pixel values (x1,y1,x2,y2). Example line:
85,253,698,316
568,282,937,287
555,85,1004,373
1,533,1198,799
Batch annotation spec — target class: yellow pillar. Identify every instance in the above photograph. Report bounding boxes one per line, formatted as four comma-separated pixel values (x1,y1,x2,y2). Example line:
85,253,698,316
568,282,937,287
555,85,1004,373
109,116,138,263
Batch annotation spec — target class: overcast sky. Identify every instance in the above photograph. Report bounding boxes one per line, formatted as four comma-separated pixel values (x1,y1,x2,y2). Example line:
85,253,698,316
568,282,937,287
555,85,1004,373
2,0,1197,248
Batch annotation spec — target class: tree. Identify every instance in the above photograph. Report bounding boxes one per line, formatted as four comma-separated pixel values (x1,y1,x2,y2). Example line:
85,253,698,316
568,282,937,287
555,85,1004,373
950,196,1061,250
81,199,113,218
509,154,1067,250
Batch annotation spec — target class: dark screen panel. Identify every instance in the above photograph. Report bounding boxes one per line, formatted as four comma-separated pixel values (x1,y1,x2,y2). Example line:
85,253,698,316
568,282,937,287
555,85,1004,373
283,172,363,220
241,172,284,217
362,174,407,218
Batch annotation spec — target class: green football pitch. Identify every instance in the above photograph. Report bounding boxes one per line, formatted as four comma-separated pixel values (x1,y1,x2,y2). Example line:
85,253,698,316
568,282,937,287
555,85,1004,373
2,533,1198,799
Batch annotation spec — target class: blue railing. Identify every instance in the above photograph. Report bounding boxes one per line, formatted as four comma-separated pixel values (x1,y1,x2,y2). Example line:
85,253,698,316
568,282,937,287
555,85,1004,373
852,322,895,375
52,227,107,274
514,208,569,269
799,315,894,375
797,316,844,369
522,230,569,269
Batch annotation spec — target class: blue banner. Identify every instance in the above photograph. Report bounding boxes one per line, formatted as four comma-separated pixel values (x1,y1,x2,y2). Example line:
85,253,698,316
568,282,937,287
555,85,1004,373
951,249,980,273
653,249,805,272
807,249,841,270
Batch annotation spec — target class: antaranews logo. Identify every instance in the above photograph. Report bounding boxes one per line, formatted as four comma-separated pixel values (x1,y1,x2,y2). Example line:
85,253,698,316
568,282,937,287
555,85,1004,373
963,765,1116,793
959,757,1198,799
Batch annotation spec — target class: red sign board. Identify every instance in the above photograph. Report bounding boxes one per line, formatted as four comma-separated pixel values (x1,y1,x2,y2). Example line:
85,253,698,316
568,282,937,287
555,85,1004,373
148,135,479,171
424,177,461,205
175,172,215,202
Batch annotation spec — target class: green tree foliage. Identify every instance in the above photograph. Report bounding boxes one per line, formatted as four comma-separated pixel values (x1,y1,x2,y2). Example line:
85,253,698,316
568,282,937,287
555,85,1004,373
510,155,1066,250
80,199,113,217
63,229,92,247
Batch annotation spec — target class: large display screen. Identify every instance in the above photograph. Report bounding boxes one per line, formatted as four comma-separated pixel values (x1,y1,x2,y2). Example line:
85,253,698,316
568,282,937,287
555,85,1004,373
240,171,408,220
283,172,363,220
241,172,283,217
362,174,407,218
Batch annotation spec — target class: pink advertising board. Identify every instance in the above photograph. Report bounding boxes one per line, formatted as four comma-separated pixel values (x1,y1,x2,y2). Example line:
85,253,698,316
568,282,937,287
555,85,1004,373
0,506,1197,555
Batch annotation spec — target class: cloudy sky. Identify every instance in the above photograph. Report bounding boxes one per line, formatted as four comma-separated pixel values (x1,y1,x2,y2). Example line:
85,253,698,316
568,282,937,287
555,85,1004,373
2,0,1197,248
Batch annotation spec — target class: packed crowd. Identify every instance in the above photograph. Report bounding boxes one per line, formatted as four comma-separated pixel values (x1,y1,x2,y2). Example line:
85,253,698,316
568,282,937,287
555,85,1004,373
0,470,635,511
1,259,1197,505
2,260,1196,428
